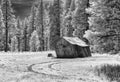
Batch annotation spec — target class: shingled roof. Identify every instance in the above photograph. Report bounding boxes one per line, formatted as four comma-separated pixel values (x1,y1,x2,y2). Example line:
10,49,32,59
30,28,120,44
63,37,89,47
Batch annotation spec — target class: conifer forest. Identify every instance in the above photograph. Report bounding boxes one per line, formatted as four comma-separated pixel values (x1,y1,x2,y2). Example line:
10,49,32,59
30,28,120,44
0,0,119,54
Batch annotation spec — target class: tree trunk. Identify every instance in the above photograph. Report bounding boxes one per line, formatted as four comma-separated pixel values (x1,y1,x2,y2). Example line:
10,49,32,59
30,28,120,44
17,37,20,52
5,0,8,52
24,27,27,51
41,0,44,51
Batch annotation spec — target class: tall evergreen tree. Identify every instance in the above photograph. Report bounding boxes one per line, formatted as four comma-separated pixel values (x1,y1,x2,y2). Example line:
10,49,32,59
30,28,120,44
70,0,75,11
0,7,5,51
49,0,61,50
15,17,21,52
88,0,120,53
1,0,16,52
35,0,44,51
23,18,28,51
11,36,18,52
44,9,50,51
62,11,74,37
29,30,40,52
27,4,37,51
72,0,89,39
28,4,36,37
61,0,75,37
64,0,72,15
19,20,25,52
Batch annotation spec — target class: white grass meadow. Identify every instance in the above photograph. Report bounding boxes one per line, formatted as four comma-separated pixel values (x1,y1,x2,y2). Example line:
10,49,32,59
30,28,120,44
0,52,119,82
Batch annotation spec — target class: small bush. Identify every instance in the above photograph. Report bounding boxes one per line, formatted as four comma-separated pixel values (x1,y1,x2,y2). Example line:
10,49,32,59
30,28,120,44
95,64,120,82
48,53,53,57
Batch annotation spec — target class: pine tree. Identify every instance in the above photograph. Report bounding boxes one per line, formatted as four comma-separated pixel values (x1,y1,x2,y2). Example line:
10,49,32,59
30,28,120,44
44,9,50,51
11,36,18,52
15,17,21,52
29,30,40,52
44,25,50,50
19,20,25,52
72,0,89,39
35,0,44,51
0,7,5,51
27,4,37,51
23,18,28,51
61,0,76,37
62,11,74,37
70,0,75,11
109,0,120,53
88,0,120,53
1,0,16,52
49,0,61,50
64,0,72,14
28,4,36,38
0,7,4,29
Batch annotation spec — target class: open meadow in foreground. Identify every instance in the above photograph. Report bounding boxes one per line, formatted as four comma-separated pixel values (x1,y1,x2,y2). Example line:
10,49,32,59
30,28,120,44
0,52,119,82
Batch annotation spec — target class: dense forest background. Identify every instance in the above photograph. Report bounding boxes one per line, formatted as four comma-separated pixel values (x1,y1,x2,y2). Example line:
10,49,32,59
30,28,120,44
0,0,120,54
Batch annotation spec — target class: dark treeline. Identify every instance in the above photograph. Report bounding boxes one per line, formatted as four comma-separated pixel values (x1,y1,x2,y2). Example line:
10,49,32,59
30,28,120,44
0,0,120,54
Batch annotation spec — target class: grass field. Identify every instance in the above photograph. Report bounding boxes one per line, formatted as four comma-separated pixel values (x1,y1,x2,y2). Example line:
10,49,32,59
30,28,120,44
0,51,119,82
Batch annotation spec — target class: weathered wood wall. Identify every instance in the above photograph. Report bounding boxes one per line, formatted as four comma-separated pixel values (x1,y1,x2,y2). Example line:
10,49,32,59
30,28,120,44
55,38,91,58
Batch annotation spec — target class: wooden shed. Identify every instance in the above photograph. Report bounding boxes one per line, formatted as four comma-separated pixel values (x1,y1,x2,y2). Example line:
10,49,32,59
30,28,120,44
55,37,91,58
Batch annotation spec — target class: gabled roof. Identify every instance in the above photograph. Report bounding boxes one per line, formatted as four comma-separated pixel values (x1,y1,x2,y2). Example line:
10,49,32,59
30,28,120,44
63,37,89,47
